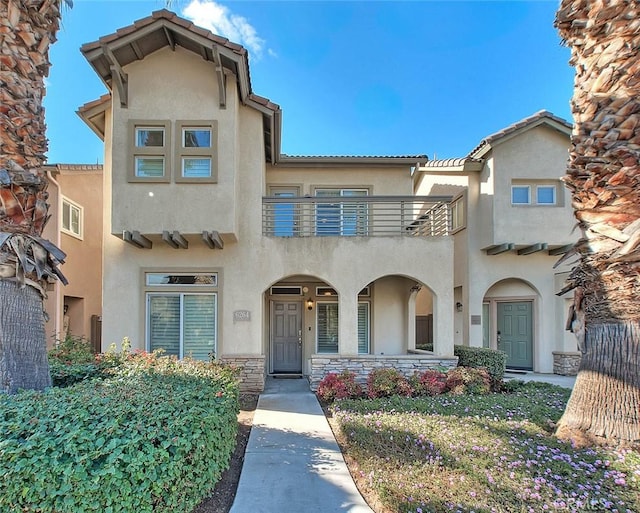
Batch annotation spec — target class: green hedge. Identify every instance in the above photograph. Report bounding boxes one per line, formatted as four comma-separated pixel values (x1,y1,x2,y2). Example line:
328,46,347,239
454,345,507,382
0,354,239,512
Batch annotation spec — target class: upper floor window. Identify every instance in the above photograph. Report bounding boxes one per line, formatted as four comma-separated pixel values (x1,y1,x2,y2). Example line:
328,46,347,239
511,182,559,206
176,121,217,183
129,120,171,182
451,195,465,232
315,188,369,236
62,197,82,239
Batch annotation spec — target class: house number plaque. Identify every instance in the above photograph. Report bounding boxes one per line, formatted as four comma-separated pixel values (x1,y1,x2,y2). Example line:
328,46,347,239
233,310,251,322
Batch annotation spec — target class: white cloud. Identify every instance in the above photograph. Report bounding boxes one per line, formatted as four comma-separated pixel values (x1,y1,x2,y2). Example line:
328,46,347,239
182,0,266,59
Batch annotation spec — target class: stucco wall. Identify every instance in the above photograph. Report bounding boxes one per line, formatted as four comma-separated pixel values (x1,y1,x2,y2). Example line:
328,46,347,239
109,47,239,237
490,126,573,246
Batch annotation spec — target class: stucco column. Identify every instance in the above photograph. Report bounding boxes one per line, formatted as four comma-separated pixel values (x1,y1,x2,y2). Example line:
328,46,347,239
338,291,359,355
467,285,486,348
433,288,455,356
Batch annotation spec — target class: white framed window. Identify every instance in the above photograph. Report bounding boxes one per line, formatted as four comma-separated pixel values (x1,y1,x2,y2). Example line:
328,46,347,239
358,302,370,354
451,195,466,231
317,302,339,353
145,271,218,361
129,120,170,182
316,300,370,354
146,293,217,360
176,121,217,183
315,188,369,236
512,181,560,206
511,185,531,205
61,197,82,239
536,185,556,205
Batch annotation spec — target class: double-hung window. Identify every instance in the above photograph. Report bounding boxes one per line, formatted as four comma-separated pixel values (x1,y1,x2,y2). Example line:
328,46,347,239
315,188,369,236
61,197,82,239
130,121,171,182
176,121,217,183
145,272,218,360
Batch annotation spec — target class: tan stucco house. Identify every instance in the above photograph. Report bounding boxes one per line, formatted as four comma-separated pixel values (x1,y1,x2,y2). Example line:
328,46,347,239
76,10,578,391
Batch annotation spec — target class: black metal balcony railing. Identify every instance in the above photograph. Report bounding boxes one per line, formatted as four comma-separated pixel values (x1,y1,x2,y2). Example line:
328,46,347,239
262,196,452,237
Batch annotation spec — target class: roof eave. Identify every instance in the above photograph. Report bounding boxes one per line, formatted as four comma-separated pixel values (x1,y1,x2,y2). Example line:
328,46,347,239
274,155,428,167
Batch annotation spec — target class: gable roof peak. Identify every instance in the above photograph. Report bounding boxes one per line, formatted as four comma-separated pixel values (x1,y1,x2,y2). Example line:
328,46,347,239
467,110,572,159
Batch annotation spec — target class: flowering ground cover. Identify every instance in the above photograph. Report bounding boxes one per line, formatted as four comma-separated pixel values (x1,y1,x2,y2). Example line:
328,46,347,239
330,382,640,513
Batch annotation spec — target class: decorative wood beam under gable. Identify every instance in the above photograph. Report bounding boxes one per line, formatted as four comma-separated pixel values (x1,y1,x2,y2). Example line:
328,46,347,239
517,243,548,255
162,230,189,249
102,45,128,107
202,230,224,249
163,26,176,50
212,45,226,109
123,230,152,249
130,40,144,60
548,244,574,256
484,243,514,255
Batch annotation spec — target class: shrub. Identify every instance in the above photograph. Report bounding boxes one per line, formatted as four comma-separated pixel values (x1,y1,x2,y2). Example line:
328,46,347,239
454,345,507,387
409,369,448,396
317,371,363,402
48,337,134,387
445,366,491,395
501,378,527,393
367,368,413,399
48,334,95,364
0,353,239,513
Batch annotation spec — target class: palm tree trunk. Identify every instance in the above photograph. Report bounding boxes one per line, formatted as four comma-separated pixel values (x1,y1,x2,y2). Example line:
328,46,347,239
555,1,640,444
0,0,66,393
0,280,51,393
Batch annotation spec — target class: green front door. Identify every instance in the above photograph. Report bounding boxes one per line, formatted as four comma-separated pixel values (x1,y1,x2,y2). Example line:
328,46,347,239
497,301,533,370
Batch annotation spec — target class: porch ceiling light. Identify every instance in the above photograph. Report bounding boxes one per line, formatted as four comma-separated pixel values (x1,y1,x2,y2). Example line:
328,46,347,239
306,298,314,310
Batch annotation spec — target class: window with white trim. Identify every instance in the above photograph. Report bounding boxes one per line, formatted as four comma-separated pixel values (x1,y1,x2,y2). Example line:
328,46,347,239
451,195,465,232
511,181,559,206
176,121,217,183
316,301,370,354
145,272,218,360
129,120,171,182
315,188,369,236
61,197,82,238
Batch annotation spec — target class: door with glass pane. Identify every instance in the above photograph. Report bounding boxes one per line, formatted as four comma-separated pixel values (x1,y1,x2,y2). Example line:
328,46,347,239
147,293,216,360
269,188,299,236
271,301,302,373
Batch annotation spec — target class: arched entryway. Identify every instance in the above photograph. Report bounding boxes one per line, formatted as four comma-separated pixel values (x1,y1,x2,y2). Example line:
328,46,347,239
483,278,539,371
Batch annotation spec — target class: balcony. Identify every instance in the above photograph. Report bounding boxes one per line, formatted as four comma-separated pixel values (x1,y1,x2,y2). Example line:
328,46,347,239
262,196,453,237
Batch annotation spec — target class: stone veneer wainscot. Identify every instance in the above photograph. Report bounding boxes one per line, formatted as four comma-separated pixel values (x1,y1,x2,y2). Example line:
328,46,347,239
552,351,581,376
220,355,266,393
309,353,458,391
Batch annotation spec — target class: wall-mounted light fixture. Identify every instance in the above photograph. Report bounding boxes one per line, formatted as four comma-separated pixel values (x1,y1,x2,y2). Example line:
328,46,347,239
456,302,463,312
306,298,314,311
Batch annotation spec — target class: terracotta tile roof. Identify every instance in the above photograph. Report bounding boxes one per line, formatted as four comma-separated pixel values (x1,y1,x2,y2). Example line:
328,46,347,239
467,110,572,158
420,157,482,168
44,164,103,172
77,94,111,115
80,9,246,57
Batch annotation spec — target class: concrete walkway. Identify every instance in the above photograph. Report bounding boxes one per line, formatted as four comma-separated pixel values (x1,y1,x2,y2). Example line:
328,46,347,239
504,371,576,389
229,377,373,513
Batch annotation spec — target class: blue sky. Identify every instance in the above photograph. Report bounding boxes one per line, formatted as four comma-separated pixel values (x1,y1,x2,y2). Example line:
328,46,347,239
44,0,574,164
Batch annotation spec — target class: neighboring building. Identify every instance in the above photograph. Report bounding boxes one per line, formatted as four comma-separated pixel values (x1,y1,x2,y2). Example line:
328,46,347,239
75,10,578,390
42,164,103,351
414,111,578,375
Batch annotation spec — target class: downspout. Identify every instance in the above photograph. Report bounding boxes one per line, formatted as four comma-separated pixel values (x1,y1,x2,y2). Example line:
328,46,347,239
46,166,63,343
